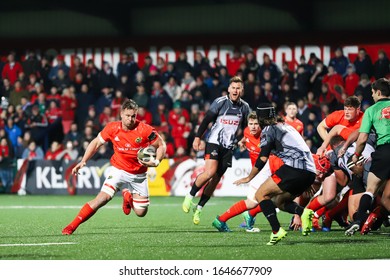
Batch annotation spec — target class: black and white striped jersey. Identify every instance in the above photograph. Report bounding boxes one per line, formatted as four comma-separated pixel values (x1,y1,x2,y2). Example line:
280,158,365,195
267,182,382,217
260,123,316,173
206,96,251,149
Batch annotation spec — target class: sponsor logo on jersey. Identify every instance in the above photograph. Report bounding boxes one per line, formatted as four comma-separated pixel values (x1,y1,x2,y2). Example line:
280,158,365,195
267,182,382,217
380,106,390,119
219,119,239,125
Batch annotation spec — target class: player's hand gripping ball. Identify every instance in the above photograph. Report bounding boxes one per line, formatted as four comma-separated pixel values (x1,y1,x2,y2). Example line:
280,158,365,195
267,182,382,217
137,146,156,163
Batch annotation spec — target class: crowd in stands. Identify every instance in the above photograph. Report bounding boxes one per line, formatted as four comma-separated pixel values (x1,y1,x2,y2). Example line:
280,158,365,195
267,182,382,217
0,46,389,192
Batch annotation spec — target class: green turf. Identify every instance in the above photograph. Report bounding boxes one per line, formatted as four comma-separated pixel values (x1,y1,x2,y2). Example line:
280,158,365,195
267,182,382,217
0,195,389,260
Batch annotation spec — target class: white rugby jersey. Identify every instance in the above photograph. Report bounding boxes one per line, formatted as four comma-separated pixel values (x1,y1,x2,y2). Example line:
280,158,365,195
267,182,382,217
329,142,374,185
206,96,251,149
260,123,316,173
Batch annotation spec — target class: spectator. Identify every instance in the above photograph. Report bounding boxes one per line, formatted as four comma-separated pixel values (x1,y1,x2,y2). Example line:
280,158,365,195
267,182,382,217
294,64,311,100
80,125,96,144
22,141,44,160
193,52,211,79
244,50,260,80
85,59,100,92
344,63,360,96
44,141,64,160
163,76,182,102
46,99,63,138
171,115,191,150
57,140,79,163
98,61,116,91
95,87,113,115
9,80,30,107
152,102,169,128
149,80,173,113
37,56,52,91
4,117,22,152
354,73,373,106
60,87,77,134
52,68,71,91
49,54,70,81
68,56,85,82
24,104,49,149
279,83,299,105
174,52,192,82
22,50,40,78
226,49,245,77
373,49,390,80
2,53,23,85
168,101,190,128
156,56,167,74
322,65,344,102
318,83,339,112
1,78,12,100
141,55,154,78
99,106,112,127
46,85,61,105
160,131,175,158
309,60,328,98
258,53,280,84
218,67,230,89
111,89,126,119
280,61,294,89
136,106,153,125
353,48,373,78
180,71,196,92
0,136,14,192
132,83,149,109
116,52,139,81
190,76,209,103
161,62,178,85
116,74,132,99
83,106,101,133
75,84,93,128
329,47,350,77
63,122,82,149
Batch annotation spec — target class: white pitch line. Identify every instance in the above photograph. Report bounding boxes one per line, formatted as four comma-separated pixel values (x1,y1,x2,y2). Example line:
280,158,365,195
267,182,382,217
0,203,217,209
0,242,77,247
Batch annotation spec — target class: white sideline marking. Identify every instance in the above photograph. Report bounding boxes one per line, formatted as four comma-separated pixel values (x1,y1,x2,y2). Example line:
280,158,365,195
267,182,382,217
0,203,217,209
0,242,77,247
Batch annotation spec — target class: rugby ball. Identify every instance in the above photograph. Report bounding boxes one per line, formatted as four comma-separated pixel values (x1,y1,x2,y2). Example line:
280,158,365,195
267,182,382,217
137,146,156,162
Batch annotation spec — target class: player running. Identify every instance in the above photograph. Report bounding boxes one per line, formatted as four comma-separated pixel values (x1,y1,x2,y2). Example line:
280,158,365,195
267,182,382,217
231,103,316,245
62,99,166,235
182,76,250,225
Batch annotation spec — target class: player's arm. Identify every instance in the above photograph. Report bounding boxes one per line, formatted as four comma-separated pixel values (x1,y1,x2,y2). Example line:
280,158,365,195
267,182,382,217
72,135,104,175
233,155,268,185
193,111,217,151
148,132,167,167
337,129,359,158
234,135,273,185
317,119,329,141
237,136,247,152
317,124,345,156
352,132,368,164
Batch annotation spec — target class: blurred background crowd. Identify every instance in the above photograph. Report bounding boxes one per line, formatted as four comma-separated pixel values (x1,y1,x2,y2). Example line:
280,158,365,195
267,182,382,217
0,46,389,192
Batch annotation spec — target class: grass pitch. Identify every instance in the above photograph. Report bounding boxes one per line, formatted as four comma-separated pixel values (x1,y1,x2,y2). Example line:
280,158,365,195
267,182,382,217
0,195,389,260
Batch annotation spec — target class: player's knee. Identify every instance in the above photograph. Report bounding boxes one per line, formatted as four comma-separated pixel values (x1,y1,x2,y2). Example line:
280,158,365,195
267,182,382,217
134,208,148,217
133,197,150,211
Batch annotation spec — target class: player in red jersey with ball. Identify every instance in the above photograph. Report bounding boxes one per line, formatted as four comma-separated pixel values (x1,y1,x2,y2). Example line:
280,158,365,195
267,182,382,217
62,99,166,235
